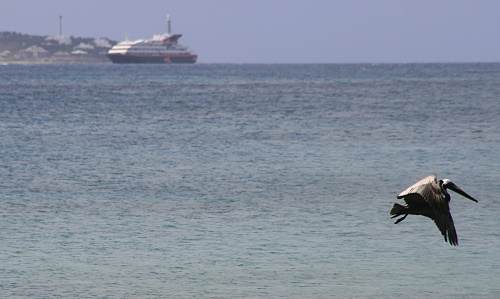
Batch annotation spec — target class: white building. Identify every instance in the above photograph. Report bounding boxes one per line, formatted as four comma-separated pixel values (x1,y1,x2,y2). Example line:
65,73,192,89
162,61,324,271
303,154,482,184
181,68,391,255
19,46,50,60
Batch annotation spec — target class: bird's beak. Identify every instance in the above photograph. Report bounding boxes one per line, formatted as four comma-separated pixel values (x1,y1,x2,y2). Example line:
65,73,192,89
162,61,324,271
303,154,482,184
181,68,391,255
448,182,478,203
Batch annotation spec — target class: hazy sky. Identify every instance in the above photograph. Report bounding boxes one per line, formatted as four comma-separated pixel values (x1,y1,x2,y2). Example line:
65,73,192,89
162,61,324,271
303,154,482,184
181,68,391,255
1,0,499,63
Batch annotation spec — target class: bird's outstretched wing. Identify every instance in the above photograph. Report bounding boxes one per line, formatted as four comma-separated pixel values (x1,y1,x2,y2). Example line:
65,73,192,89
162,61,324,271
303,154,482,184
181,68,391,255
398,174,438,199
397,174,448,214
434,213,458,245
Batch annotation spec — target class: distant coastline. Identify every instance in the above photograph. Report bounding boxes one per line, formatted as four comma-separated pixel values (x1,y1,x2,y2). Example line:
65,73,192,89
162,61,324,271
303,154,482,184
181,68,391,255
0,31,117,64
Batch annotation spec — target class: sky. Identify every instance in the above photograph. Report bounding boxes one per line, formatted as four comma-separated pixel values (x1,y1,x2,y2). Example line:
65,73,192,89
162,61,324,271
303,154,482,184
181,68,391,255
1,0,499,63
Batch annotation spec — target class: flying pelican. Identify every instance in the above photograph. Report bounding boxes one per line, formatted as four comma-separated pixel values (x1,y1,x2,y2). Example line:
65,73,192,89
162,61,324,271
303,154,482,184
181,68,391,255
390,174,477,245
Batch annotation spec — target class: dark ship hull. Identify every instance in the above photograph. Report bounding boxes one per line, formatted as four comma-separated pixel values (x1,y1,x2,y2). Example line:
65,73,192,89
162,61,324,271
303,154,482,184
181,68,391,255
107,54,197,64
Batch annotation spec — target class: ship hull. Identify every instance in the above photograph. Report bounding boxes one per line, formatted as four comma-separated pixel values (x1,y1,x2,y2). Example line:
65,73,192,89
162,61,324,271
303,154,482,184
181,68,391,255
107,54,197,64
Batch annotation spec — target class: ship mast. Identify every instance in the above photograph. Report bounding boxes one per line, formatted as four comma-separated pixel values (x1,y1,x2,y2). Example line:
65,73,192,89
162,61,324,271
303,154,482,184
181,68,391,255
167,14,171,35
59,15,63,37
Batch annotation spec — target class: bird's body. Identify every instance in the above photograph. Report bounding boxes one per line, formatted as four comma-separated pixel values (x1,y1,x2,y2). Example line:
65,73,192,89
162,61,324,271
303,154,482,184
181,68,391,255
390,174,477,245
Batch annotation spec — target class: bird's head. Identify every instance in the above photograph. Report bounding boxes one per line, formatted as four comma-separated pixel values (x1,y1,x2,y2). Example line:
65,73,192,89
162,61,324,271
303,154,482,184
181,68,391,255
441,179,452,186
440,179,478,203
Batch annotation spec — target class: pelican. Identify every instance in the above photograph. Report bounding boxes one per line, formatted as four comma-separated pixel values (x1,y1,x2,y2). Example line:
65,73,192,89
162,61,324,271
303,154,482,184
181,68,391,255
390,174,477,245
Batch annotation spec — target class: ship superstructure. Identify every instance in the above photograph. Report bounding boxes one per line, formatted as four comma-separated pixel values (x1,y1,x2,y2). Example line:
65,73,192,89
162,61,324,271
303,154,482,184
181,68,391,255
107,16,197,64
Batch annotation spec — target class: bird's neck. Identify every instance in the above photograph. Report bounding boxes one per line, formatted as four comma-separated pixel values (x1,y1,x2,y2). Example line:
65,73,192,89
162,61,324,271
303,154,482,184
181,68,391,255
440,182,451,201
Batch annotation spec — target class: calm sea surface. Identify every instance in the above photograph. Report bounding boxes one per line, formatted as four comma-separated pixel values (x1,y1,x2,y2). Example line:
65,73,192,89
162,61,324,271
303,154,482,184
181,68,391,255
1,63,499,298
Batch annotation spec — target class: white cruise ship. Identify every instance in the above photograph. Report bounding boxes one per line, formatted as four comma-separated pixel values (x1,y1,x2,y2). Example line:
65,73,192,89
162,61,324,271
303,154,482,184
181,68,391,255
106,16,197,64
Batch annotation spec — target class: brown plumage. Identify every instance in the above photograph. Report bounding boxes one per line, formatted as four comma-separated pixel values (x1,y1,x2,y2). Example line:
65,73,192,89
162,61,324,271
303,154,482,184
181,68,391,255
390,174,478,246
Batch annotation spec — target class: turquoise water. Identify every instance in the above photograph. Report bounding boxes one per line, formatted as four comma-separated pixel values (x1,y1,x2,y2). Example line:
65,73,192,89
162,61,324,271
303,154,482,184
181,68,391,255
1,64,499,298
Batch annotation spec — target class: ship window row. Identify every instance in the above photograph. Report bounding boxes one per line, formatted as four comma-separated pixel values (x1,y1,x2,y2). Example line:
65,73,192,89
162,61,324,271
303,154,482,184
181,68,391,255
113,46,187,51
126,46,187,50
126,50,190,54
110,47,190,53
126,49,188,52
127,48,188,52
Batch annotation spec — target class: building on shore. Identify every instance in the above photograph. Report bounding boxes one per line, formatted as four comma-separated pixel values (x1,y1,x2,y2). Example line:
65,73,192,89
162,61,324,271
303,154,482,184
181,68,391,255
0,50,12,59
19,46,50,60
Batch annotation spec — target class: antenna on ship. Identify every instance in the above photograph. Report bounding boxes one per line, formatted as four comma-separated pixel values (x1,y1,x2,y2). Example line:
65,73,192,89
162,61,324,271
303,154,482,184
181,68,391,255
167,14,171,35
59,15,63,37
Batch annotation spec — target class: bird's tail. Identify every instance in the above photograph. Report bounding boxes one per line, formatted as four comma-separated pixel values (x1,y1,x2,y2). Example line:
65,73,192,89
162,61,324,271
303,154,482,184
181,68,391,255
390,203,406,217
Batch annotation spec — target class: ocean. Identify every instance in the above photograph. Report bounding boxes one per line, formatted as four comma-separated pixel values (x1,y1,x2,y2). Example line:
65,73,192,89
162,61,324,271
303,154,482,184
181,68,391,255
0,63,499,298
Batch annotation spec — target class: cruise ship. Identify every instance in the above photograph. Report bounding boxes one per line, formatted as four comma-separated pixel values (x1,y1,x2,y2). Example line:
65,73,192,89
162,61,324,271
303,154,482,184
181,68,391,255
106,16,197,64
